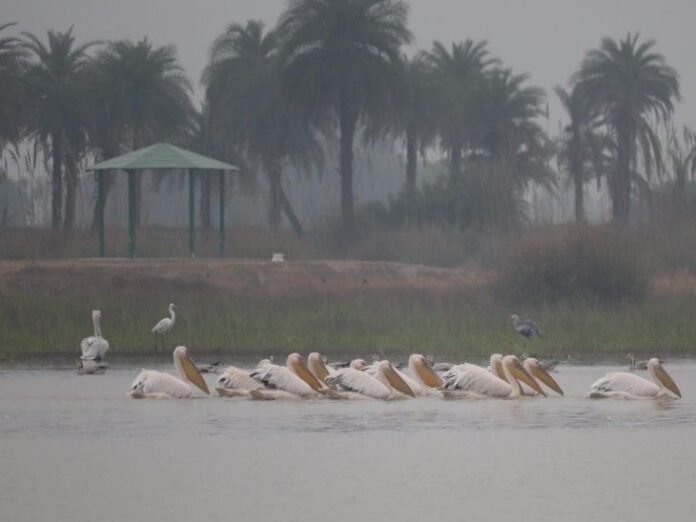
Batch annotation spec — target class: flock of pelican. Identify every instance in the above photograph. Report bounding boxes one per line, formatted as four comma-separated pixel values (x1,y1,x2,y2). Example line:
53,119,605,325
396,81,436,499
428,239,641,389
76,307,682,401
126,347,682,401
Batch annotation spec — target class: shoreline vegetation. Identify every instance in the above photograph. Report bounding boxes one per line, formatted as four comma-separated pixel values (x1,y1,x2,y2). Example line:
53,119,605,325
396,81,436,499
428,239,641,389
1,230,695,360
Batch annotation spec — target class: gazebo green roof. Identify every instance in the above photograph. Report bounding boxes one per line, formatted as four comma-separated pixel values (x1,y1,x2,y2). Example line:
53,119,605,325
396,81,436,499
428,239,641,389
88,142,238,171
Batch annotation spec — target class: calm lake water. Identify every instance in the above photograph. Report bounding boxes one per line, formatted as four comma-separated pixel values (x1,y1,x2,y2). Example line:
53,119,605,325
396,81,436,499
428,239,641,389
1,359,695,522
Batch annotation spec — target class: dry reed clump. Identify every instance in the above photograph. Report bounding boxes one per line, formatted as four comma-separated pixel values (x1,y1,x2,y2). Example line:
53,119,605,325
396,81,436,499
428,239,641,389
494,225,648,305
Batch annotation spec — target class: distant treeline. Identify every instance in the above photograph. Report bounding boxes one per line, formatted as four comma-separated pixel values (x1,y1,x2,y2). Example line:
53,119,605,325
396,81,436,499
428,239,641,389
1,1,694,241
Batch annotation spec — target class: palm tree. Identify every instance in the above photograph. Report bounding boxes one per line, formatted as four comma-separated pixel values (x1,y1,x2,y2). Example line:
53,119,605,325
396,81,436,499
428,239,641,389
203,20,319,235
0,22,28,152
667,126,696,215
279,0,412,238
555,84,608,223
89,38,195,226
575,33,680,222
23,27,96,228
425,39,496,180
390,53,437,220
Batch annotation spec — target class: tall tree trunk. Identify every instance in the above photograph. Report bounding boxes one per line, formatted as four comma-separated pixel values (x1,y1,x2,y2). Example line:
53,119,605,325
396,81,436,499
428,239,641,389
339,95,358,240
570,144,585,223
266,161,282,232
200,174,212,231
280,185,304,238
63,153,77,229
50,133,63,229
674,166,687,217
448,143,462,183
405,126,418,222
613,120,632,223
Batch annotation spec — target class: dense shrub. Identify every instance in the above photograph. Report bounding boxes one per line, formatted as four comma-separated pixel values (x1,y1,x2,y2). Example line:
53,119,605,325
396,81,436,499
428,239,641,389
495,225,648,305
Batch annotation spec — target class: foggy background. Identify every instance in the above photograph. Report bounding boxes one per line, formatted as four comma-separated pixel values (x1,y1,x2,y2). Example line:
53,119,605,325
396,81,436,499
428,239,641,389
3,0,695,228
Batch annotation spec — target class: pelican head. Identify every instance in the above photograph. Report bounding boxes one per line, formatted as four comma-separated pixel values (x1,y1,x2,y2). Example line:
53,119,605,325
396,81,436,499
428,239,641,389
376,360,415,398
490,353,504,379
523,357,564,395
647,358,681,398
307,352,330,383
287,353,324,391
173,346,209,395
408,354,443,389
502,355,545,396
350,358,369,370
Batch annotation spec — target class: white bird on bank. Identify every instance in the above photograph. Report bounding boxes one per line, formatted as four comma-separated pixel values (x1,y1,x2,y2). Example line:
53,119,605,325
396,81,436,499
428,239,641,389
442,355,545,399
589,358,681,399
152,303,176,352
626,352,649,371
129,345,210,399
80,310,109,362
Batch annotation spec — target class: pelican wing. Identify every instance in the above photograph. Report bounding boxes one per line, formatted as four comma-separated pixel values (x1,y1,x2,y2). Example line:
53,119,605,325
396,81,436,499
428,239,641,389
250,366,316,397
591,372,660,397
325,368,391,399
217,366,263,392
130,370,193,399
443,364,513,398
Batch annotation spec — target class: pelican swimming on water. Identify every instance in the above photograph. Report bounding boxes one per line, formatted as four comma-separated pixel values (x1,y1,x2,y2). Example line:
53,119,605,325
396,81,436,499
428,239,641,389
80,310,109,362
589,358,681,399
152,303,176,352
325,359,415,400
406,354,444,395
442,355,545,399
249,353,327,400
215,365,264,397
129,345,210,399
490,354,563,396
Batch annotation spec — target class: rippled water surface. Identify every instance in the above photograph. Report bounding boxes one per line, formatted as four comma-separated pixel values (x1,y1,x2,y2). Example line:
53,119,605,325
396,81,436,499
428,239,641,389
2,360,696,521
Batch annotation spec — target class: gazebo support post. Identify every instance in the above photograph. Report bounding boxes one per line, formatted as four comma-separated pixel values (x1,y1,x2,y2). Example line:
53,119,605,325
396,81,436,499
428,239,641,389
218,170,225,256
96,171,106,257
127,169,136,258
188,169,195,257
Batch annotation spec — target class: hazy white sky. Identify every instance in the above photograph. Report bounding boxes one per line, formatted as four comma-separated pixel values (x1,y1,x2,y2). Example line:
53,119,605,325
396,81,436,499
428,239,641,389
5,0,696,129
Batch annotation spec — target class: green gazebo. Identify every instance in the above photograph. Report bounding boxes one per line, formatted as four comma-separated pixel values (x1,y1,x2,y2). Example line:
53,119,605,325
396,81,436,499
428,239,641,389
87,143,239,258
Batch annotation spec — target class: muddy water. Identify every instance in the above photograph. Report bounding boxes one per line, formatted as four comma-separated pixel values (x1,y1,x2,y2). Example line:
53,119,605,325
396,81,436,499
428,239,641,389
1,361,695,521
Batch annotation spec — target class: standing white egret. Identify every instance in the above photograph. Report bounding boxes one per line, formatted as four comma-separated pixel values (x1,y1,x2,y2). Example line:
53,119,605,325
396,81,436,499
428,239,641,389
152,303,176,352
80,310,109,362
129,346,210,399
510,314,542,338
589,358,681,399
442,355,545,399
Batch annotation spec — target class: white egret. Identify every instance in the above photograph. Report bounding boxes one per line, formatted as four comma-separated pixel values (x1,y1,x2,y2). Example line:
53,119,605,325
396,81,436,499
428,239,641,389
129,346,210,399
442,355,545,399
589,358,681,399
80,310,109,362
152,303,176,352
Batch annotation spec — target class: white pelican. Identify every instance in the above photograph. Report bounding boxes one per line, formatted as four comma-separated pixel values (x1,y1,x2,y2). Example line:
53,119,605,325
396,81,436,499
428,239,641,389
249,353,327,400
442,355,545,399
490,354,563,396
80,310,109,362
215,366,264,397
307,352,335,384
325,360,415,400
406,354,444,394
129,345,210,399
589,358,681,399
511,314,542,338
152,303,176,351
